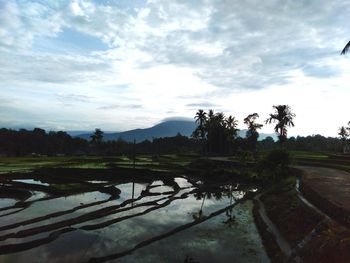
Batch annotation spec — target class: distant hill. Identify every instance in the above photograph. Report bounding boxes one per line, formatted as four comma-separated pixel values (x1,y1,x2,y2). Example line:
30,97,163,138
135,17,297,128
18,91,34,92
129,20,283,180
75,120,196,142
75,120,277,142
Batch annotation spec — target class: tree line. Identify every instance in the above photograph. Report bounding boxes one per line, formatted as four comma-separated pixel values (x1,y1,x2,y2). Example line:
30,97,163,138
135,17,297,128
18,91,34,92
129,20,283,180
0,128,88,156
0,104,348,156
0,128,201,157
192,105,295,155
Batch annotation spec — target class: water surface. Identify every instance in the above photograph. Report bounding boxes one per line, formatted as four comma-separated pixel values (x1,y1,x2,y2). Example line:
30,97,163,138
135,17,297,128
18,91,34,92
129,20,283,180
0,174,268,263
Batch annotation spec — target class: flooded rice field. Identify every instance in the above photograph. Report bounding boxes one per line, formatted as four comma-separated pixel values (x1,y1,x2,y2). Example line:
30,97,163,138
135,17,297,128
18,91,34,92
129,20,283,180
0,170,268,262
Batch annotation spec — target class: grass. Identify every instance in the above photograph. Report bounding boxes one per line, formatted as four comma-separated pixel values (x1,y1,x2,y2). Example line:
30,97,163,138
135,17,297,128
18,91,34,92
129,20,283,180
289,151,329,160
51,183,84,191
289,151,350,173
261,176,323,247
0,154,198,174
257,165,350,263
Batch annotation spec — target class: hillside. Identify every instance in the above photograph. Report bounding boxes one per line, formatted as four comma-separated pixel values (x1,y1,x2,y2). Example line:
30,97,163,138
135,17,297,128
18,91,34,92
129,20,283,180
76,120,196,142
75,120,277,142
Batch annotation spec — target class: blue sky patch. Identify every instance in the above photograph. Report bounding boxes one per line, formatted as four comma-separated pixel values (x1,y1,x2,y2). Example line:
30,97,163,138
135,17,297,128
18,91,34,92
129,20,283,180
33,27,109,54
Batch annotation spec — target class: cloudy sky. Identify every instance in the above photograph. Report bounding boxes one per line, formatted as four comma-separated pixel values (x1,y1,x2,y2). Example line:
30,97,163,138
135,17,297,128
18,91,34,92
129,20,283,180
1,0,350,136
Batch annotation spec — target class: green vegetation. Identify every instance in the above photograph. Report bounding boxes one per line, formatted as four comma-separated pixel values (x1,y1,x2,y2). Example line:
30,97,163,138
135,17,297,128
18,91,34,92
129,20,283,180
0,154,197,174
90,128,104,145
261,175,323,247
338,122,350,153
1,119,350,263
258,172,350,262
244,113,263,153
292,152,350,173
51,183,84,191
192,109,239,155
257,149,291,180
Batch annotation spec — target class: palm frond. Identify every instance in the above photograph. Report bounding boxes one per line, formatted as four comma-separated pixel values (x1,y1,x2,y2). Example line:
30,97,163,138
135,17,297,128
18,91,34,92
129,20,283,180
341,41,350,55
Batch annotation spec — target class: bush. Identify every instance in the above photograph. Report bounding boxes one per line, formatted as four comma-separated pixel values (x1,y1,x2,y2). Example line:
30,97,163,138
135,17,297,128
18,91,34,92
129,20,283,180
237,151,254,165
257,149,291,180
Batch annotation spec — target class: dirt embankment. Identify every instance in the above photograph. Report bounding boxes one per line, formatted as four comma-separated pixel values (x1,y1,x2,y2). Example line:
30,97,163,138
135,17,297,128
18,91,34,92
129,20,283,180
254,168,350,262
298,166,350,227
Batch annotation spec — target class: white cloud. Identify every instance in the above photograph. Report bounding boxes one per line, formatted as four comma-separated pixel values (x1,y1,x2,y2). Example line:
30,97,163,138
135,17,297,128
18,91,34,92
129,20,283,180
0,0,350,136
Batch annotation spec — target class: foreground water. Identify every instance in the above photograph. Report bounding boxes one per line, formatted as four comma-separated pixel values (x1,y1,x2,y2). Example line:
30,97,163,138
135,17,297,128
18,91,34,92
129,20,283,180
0,174,269,263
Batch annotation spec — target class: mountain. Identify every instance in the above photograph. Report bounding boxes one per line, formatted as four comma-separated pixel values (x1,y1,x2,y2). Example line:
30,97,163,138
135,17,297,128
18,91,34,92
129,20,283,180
76,120,196,142
75,120,277,142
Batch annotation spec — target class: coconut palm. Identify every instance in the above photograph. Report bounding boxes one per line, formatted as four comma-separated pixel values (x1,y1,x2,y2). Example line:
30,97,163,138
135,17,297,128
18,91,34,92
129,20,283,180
225,115,239,154
208,109,214,119
225,115,239,139
194,109,207,127
193,109,207,140
338,126,349,153
209,112,227,154
265,105,295,144
192,110,240,155
341,41,350,55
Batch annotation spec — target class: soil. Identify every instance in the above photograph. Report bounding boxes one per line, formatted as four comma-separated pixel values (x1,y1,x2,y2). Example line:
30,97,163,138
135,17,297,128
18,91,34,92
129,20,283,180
255,168,350,263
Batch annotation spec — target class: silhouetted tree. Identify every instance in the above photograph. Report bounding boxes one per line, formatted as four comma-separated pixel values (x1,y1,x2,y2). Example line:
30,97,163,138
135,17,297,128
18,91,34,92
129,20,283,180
339,126,349,140
192,110,239,155
244,113,263,152
265,105,295,145
226,115,239,138
192,109,207,140
258,136,276,150
90,128,104,145
207,112,226,154
225,115,239,154
341,41,350,55
338,126,349,153
0,128,88,156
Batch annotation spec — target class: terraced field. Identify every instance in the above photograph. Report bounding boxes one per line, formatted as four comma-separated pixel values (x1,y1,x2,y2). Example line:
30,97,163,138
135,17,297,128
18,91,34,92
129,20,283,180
292,152,350,173
0,155,195,174
0,168,267,263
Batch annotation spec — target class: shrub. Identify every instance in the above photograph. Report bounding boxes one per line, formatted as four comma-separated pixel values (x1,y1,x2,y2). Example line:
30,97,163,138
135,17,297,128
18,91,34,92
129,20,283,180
257,149,291,180
237,150,254,165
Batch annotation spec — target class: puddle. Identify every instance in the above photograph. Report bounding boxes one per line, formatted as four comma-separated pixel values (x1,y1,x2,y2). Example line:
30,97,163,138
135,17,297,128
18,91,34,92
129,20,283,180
0,199,17,209
25,191,47,202
12,179,49,186
87,180,109,184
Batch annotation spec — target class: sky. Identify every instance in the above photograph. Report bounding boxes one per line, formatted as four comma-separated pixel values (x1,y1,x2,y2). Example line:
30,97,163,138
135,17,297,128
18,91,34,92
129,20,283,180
0,0,350,137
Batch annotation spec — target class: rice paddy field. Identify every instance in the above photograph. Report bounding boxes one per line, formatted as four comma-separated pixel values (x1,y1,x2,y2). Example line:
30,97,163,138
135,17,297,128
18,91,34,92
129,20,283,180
0,154,267,263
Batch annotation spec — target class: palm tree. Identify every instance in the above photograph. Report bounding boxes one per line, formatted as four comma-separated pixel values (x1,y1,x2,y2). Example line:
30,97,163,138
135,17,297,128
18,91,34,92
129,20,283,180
225,115,239,154
225,115,239,138
341,41,350,55
208,109,214,119
338,126,349,153
193,109,207,140
192,110,240,155
265,105,295,144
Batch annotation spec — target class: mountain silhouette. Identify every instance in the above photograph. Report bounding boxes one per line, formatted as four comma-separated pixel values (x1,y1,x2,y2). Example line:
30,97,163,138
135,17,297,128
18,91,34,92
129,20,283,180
75,120,277,142
75,120,196,142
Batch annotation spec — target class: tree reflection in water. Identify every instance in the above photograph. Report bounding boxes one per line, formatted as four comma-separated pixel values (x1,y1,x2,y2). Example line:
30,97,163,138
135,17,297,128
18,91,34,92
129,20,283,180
0,173,261,262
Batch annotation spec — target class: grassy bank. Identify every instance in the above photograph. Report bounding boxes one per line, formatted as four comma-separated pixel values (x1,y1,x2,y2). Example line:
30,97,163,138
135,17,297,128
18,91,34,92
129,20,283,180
0,154,198,174
255,171,350,262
